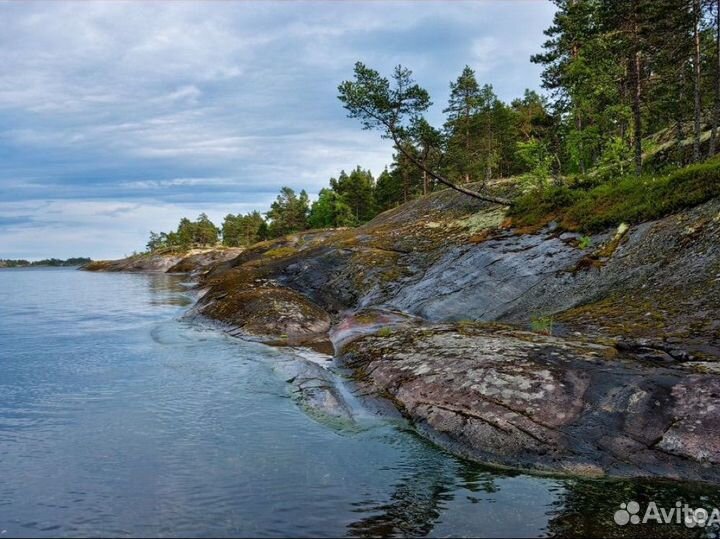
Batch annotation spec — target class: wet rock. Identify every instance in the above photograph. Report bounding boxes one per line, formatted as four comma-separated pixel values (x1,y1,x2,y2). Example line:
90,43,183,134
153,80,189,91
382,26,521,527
187,186,720,481
197,285,331,345
329,308,421,351
273,355,354,424
339,324,720,482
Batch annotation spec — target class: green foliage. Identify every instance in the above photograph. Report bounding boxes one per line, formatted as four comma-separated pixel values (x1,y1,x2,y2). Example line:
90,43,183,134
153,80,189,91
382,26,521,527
146,213,220,252
510,158,720,232
509,184,581,227
222,211,266,247
308,188,355,229
598,135,632,179
376,327,393,338
443,71,522,182
374,167,404,211
530,314,554,336
266,187,310,238
516,138,554,191
338,62,431,136
330,166,376,223
578,235,592,250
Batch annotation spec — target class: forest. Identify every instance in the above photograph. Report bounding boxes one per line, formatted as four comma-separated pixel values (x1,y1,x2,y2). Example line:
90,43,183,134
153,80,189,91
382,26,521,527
0,257,92,268
146,0,720,252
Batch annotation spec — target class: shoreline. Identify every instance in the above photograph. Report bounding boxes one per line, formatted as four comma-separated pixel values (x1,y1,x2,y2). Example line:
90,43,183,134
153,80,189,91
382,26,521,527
83,187,720,484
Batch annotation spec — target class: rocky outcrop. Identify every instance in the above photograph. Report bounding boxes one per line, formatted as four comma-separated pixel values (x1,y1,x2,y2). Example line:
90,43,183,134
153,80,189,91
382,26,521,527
195,188,719,356
83,247,243,275
173,183,720,482
194,286,331,345
340,323,720,482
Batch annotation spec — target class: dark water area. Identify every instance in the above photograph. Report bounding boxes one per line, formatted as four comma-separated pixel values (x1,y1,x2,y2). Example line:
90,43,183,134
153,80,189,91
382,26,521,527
0,268,718,538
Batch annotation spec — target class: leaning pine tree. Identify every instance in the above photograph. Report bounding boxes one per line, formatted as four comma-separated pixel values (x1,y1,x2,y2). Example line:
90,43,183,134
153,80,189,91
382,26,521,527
338,62,510,205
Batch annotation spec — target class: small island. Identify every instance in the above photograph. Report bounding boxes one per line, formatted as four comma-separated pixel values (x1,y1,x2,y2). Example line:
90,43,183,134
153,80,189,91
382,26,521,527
0,257,92,268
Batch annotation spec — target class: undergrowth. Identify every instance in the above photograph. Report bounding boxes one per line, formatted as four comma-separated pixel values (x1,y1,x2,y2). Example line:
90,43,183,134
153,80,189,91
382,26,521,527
509,157,720,232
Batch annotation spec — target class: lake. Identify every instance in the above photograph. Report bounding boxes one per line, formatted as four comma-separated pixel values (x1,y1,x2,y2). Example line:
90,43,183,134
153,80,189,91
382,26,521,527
0,268,717,537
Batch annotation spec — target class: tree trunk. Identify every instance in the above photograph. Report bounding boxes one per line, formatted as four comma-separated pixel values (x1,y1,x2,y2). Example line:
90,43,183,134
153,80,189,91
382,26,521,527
711,0,720,156
631,50,643,175
423,170,428,196
391,134,511,206
570,0,586,175
629,0,643,175
678,64,687,166
693,0,703,162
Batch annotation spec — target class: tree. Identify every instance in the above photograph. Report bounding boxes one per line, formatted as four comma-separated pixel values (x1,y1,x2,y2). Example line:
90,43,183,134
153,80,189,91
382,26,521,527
411,118,444,194
222,211,265,247
330,166,376,223
193,213,220,246
374,166,404,211
176,217,195,249
308,188,355,228
443,66,483,184
711,0,720,155
338,62,510,205
146,231,167,252
511,90,553,143
266,187,310,238
516,138,554,190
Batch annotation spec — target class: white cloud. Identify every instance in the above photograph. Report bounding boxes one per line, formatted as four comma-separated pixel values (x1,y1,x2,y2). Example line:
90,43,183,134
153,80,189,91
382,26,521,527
0,0,556,259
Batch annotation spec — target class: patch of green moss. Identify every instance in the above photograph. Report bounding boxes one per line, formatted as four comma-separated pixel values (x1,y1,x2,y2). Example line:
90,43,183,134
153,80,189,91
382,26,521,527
264,246,299,259
509,158,720,233
453,208,507,234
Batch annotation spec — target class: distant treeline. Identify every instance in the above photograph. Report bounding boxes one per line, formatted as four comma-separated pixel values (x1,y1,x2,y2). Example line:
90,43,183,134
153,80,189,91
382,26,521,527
146,166,386,251
0,257,92,268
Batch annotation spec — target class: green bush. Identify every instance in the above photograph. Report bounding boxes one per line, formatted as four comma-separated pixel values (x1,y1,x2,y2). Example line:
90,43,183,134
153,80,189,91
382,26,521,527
530,314,554,335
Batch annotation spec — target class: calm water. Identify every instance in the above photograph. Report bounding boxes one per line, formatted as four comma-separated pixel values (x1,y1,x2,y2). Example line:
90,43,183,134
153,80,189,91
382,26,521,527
0,268,718,538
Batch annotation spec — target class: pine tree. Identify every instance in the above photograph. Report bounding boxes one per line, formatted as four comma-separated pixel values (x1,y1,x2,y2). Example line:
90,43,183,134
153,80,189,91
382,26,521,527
266,187,310,238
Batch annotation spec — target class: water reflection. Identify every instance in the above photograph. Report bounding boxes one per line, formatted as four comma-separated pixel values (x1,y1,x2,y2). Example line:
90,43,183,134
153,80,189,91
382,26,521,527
346,444,463,537
143,273,194,307
546,478,720,538
1,268,719,538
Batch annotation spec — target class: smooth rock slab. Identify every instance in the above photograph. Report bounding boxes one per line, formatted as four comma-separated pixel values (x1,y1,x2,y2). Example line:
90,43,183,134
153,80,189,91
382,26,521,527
339,324,720,483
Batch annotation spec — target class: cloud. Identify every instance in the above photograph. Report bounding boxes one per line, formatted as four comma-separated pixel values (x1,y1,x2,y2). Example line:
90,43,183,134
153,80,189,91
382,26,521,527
0,0,556,260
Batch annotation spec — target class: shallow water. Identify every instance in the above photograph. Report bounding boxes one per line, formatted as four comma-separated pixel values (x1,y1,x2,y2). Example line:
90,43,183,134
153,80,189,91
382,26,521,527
0,268,718,538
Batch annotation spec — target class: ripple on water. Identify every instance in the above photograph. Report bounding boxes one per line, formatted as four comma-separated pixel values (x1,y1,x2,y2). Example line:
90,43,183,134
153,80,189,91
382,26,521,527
2,269,720,538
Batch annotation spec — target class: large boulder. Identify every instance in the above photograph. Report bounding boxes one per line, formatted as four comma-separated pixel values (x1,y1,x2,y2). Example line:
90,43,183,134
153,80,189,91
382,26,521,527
340,323,720,482
195,285,331,345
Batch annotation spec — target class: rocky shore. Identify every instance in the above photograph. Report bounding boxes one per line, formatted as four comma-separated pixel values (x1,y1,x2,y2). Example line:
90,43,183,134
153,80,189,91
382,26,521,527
83,247,244,275
85,184,720,483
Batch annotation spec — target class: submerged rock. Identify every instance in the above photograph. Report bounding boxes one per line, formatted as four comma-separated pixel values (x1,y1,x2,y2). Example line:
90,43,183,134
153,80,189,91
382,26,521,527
340,324,720,482
272,354,354,425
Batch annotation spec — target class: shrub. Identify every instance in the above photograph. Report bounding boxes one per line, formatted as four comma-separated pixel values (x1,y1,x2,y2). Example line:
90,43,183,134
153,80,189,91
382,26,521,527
530,314,554,335
578,236,592,249
376,327,393,337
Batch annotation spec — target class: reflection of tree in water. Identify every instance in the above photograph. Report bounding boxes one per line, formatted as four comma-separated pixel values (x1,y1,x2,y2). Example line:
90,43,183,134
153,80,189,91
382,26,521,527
546,477,720,538
145,273,192,307
346,452,499,538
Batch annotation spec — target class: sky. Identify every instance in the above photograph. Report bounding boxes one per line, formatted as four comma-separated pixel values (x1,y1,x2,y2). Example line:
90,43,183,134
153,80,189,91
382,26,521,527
0,0,557,260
